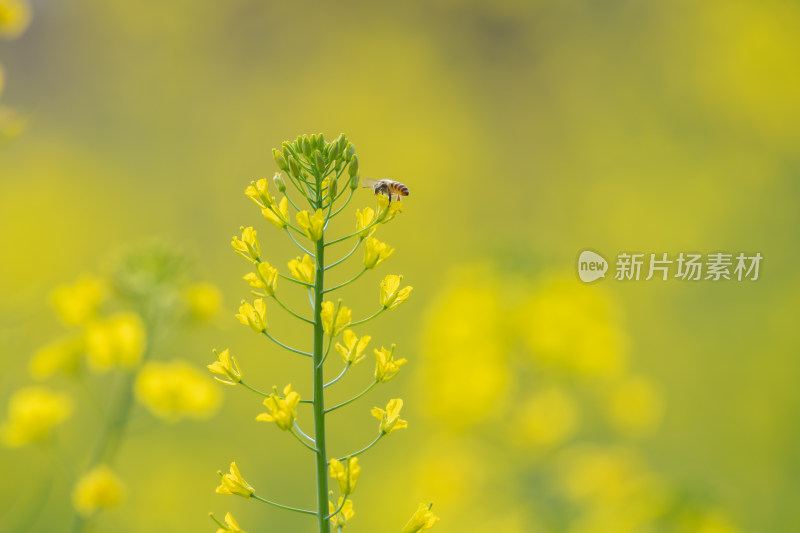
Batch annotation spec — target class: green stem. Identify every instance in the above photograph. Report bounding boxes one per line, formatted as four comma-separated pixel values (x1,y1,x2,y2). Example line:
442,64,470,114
279,273,314,288
329,188,355,218
334,433,384,462
291,428,319,453
285,228,315,257
325,239,362,271
325,381,377,414
349,307,386,327
312,236,332,533
324,363,351,389
272,295,314,324
325,495,349,520
322,268,367,294
262,330,313,357
252,494,317,516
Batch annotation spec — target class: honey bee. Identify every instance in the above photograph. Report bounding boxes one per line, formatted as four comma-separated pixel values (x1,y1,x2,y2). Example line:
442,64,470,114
363,179,410,205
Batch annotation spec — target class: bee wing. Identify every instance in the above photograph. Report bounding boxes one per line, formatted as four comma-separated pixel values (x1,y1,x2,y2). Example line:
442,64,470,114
360,178,379,188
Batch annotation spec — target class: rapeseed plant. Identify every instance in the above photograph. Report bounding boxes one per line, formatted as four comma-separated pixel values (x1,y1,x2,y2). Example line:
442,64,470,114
209,134,437,533
0,245,222,532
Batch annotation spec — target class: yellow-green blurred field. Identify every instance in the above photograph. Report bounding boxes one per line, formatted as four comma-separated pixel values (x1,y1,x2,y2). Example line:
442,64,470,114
2,1,799,532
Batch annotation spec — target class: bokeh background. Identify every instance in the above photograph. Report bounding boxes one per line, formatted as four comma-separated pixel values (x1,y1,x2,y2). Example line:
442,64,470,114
2,0,799,532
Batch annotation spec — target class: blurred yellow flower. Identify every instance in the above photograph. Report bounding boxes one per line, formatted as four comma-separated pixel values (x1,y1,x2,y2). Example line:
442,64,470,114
256,384,300,430
606,376,664,437
296,208,325,241
262,197,288,229
329,457,360,495
51,276,104,326
185,282,221,322
1,386,73,447
72,465,125,517
288,254,315,284
355,207,376,238
520,278,628,379
0,0,31,39
208,348,242,385
216,512,246,533
235,299,267,333
420,268,511,428
329,497,354,529
556,446,658,507
402,503,439,533
216,461,254,498
371,398,407,435
321,300,351,336
513,386,579,449
380,274,412,310
335,329,370,365
245,178,274,209
134,360,221,421
84,312,146,373
231,226,260,262
28,336,84,380
363,238,394,269
374,346,406,383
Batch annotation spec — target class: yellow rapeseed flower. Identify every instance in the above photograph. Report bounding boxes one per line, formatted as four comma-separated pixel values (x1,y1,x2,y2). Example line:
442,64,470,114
329,497,354,529
244,262,278,296
296,209,326,241
231,226,261,262
72,465,125,517
288,254,315,284
371,398,408,435
208,348,242,385
245,178,274,209
51,276,104,326
329,457,360,495
355,207,376,239
216,462,255,499
256,384,300,430
402,503,439,533
376,195,403,223
363,238,394,269
28,336,84,380
374,346,406,383
321,300,351,336
380,275,412,310
185,282,221,322
1,386,73,447
216,512,246,533
84,312,146,373
262,197,289,229
235,299,267,332
335,329,370,365
0,0,31,40
134,360,221,422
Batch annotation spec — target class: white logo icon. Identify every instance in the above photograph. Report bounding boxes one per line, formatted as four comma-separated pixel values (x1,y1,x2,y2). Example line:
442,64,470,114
578,250,608,283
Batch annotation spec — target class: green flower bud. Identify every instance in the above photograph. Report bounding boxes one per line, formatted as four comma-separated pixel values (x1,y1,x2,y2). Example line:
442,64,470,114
328,142,340,161
314,150,326,172
302,136,312,156
345,144,355,161
348,155,359,177
317,133,325,147
273,172,286,193
311,134,318,147
329,175,338,199
349,173,360,190
288,155,301,177
336,134,347,152
273,149,289,172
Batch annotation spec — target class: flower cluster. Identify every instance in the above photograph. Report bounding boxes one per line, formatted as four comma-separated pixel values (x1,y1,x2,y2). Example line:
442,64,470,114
0,246,223,531
209,134,436,532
